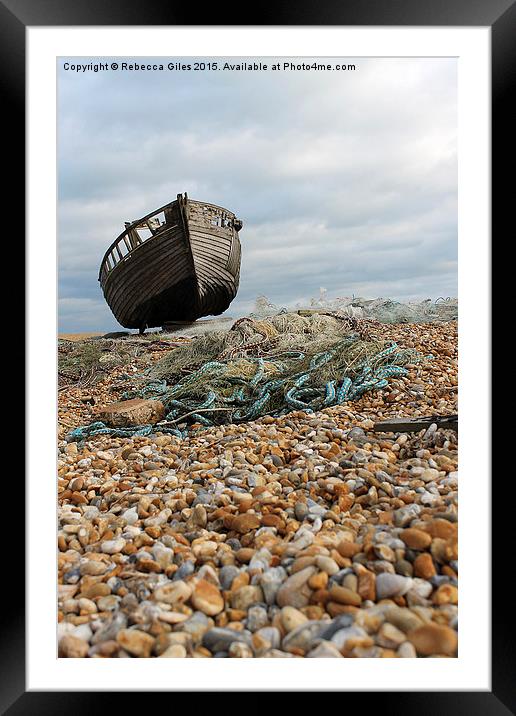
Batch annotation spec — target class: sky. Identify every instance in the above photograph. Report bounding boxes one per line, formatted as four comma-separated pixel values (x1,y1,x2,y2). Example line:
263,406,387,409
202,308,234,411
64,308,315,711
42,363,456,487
58,57,457,333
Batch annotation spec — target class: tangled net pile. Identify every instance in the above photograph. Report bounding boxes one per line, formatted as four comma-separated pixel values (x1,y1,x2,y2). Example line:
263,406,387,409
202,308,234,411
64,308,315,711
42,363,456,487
251,293,458,324
58,340,136,391
67,313,425,442
58,338,165,391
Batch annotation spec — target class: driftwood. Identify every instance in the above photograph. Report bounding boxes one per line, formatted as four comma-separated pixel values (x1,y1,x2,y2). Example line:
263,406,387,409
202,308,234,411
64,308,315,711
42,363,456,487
373,414,458,433
99,193,243,332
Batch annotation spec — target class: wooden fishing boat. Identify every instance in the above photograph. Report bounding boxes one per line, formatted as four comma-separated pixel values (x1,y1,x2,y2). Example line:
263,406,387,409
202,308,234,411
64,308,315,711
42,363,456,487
98,193,243,331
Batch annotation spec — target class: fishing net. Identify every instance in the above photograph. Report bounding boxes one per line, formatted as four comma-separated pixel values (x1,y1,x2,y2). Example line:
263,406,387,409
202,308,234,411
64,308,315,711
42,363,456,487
250,291,458,324
58,338,156,390
66,311,427,441
146,313,369,382
102,313,420,429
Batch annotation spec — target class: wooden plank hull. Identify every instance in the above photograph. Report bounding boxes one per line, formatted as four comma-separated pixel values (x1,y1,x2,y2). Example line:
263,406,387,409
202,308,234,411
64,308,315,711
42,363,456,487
99,195,242,330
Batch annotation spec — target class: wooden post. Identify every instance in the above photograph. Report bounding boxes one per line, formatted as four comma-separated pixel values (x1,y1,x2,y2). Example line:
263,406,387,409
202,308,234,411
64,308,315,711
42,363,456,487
373,415,458,433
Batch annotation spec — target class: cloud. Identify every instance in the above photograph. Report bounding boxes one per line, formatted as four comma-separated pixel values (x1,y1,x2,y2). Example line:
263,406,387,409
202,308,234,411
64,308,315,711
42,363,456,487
58,57,457,332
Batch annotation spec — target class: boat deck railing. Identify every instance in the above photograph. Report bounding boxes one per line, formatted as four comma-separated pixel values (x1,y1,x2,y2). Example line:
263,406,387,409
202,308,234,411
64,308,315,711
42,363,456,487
98,201,176,284
99,196,240,284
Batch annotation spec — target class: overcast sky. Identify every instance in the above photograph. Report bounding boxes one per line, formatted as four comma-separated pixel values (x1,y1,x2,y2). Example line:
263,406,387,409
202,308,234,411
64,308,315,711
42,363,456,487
58,57,457,333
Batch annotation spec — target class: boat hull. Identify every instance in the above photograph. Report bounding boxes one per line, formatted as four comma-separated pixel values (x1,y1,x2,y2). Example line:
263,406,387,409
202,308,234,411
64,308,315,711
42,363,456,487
99,195,242,330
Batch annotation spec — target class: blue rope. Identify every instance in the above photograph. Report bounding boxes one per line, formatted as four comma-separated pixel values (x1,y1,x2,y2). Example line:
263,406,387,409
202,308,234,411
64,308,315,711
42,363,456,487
66,336,424,442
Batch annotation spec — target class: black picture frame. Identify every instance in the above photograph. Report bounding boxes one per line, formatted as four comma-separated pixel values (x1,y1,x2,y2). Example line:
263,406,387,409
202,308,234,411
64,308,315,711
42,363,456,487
6,0,506,711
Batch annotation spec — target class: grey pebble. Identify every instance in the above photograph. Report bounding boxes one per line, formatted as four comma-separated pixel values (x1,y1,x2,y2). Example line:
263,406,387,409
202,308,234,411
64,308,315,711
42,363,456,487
431,575,456,587
173,560,195,581
226,538,242,551
202,627,252,653
281,620,327,652
246,605,269,632
317,614,354,641
219,565,240,591
91,611,127,645
331,625,367,650
375,573,413,599
63,568,81,584
293,502,309,521
180,612,212,643
259,567,287,605
393,504,422,527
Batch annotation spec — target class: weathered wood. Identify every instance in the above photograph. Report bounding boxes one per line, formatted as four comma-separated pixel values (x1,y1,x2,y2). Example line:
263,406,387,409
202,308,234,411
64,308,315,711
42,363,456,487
373,415,458,433
98,193,243,330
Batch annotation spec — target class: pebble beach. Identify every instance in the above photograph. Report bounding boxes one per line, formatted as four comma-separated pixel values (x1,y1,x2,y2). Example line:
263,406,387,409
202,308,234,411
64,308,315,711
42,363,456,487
57,319,458,658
